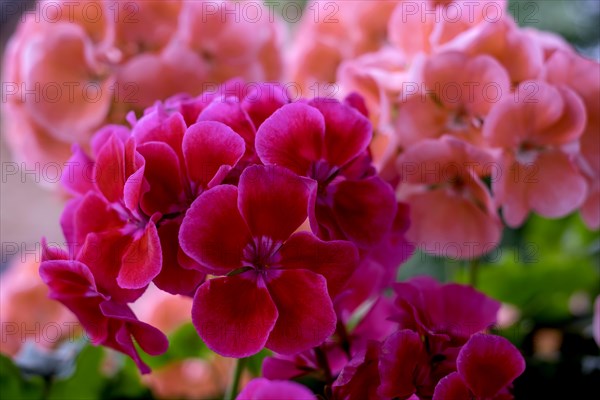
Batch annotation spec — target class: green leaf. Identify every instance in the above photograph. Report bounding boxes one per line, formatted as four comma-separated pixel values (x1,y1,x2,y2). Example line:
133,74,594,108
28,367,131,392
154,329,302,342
0,354,45,400
47,345,105,400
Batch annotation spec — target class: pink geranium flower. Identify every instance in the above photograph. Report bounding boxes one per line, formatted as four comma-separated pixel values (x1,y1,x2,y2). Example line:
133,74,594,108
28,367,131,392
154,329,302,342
180,165,359,357
432,334,525,400
395,51,510,147
397,136,502,258
483,80,588,227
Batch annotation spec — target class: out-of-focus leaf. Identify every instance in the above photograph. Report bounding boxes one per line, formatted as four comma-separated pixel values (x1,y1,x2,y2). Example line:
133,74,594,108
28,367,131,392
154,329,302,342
0,354,45,400
102,357,150,400
47,345,105,400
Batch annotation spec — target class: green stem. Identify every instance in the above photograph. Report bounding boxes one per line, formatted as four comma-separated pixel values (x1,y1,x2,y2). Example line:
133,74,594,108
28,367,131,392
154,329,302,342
469,258,480,288
225,357,247,400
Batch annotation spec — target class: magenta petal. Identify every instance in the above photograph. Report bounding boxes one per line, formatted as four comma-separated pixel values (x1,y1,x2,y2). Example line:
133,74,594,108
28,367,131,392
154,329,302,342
279,231,358,297
192,274,278,357
62,145,94,195
39,260,108,342
266,269,336,355
255,103,325,175
118,222,162,289
237,378,315,400
137,141,183,215
180,185,252,274
197,98,256,148
432,372,471,400
332,177,396,247
242,83,291,128
238,165,314,242
78,233,146,303
99,301,168,356
457,334,526,398
332,341,381,400
378,329,425,399
183,121,246,189
309,98,372,167
153,221,205,296
94,134,126,203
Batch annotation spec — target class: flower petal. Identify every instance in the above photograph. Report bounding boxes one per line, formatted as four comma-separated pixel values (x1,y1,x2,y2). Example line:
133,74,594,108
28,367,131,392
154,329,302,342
238,378,316,400
183,121,246,190
255,103,325,175
432,372,471,400
331,177,397,247
265,269,336,355
378,329,426,400
457,333,525,398
118,222,163,289
278,231,358,297
309,98,372,167
238,165,314,242
192,274,278,358
179,185,252,274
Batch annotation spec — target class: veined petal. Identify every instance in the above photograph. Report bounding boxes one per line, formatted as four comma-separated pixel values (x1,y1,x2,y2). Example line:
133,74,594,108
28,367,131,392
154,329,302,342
192,274,278,357
265,269,336,355
179,185,252,274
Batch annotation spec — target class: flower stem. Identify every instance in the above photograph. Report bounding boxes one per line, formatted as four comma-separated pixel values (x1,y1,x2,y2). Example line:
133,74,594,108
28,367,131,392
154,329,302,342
469,258,480,287
314,346,333,383
225,357,247,400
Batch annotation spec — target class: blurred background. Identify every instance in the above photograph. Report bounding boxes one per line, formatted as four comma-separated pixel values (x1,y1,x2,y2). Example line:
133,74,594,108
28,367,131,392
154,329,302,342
1,1,599,399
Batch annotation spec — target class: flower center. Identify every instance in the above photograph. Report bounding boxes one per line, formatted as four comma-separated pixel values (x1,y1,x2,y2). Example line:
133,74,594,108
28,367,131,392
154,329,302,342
242,236,282,272
310,160,339,193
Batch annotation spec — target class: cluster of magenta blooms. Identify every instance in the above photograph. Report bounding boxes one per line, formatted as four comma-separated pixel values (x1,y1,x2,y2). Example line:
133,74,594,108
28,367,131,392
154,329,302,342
40,80,524,399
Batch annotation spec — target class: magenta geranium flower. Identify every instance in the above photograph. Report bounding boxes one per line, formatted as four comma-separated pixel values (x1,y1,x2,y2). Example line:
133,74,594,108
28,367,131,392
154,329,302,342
237,378,316,400
432,334,525,400
180,165,359,357
392,276,501,346
40,239,167,374
255,97,398,248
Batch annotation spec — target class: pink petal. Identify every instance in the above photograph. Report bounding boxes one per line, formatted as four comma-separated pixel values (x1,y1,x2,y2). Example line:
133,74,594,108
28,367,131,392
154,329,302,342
457,334,525,398
255,103,325,175
432,372,471,400
62,145,94,195
331,177,397,247
183,121,246,189
238,165,314,242
332,342,381,400
179,185,252,274
378,329,426,399
99,301,169,357
265,269,336,355
405,186,502,259
153,221,205,296
118,222,163,289
528,151,587,218
137,141,184,215
308,98,372,167
197,98,256,149
241,83,291,128
238,378,315,400
278,231,358,297
78,232,146,303
94,134,126,203
192,274,278,357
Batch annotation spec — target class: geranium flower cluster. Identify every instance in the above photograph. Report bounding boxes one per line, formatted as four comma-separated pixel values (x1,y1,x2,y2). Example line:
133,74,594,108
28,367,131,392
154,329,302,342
40,81,413,374
294,0,600,258
243,277,525,400
2,0,282,166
